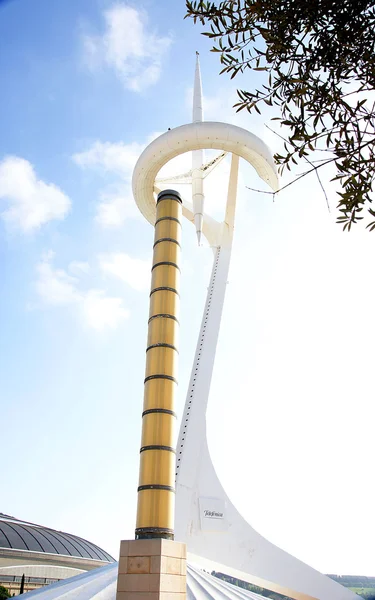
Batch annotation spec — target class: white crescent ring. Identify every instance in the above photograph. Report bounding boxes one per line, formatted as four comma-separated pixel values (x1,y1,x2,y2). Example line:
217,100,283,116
132,121,279,225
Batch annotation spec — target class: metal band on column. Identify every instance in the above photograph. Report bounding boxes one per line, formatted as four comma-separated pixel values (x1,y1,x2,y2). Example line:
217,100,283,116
135,189,182,540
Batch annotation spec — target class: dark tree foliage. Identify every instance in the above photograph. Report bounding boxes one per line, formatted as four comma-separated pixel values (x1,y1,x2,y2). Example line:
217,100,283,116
0,585,11,600
186,0,375,230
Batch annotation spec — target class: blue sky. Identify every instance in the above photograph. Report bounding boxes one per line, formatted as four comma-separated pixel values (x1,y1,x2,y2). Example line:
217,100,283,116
1,0,374,578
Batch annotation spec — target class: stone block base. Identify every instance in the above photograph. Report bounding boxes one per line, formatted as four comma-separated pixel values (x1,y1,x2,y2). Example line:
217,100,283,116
116,539,187,600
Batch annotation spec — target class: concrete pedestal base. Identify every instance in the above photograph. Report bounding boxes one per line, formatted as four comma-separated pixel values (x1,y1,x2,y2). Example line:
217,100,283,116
116,539,186,600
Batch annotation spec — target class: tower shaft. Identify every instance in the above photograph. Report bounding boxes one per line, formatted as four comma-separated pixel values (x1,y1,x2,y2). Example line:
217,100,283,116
192,52,204,244
135,189,182,540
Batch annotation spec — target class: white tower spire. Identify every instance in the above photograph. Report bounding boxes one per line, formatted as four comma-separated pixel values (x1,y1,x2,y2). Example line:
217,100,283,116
192,51,204,245
132,57,357,600
192,51,203,122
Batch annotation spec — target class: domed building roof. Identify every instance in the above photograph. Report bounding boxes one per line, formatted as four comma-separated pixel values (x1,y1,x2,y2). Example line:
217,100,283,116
0,513,114,563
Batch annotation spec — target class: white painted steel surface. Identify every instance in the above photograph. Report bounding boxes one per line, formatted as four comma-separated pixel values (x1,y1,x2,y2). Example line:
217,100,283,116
132,121,278,229
174,227,358,600
131,63,359,600
192,52,205,244
171,145,357,600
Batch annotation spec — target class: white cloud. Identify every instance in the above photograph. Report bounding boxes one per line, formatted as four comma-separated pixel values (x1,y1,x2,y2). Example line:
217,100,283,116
73,140,141,227
95,189,136,227
0,156,71,232
35,253,128,331
72,141,142,177
73,133,161,227
82,289,129,331
99,252,151,291
68,261,90,275
73,132,162,177
36,252,79,306
83,4,172,92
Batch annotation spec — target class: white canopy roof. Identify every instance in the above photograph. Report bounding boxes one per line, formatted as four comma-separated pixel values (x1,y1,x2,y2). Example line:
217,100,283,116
24,561,268,600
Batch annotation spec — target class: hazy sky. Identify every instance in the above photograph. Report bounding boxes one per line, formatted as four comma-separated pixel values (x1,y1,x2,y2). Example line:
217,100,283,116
1,0,374,578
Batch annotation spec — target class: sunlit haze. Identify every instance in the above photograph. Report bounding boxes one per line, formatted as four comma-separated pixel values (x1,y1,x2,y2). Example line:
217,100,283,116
0,0,374,578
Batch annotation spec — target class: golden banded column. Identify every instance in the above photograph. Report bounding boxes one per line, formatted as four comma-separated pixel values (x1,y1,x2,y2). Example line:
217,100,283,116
135,189,182,540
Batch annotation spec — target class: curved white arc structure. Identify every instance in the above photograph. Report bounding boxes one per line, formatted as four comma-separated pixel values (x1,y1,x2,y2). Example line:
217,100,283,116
132,110,358,600
132,121,278,232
